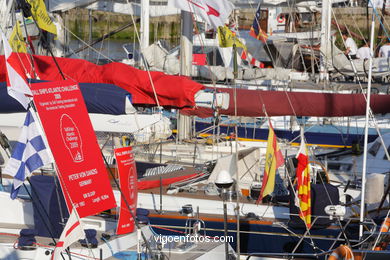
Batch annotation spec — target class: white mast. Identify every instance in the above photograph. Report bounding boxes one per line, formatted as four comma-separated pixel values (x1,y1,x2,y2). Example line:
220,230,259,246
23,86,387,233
319,0,331,81
359,8,376,239
140,0,150,53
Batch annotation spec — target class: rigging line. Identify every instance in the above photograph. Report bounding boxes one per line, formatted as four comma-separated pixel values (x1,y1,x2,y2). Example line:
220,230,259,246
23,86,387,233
371,209,390,250
286,0,309,73
95,6,113,65
284,127,322,252
310,157,352,247
239,0,278,68
20,17,38,78
331,9,390,160
372,5,390,42
339,0,370,42
27,15,66,80
331,9,366,92
0,25,37,90
56,20,114,62
189,8,217,86
125,0,161,109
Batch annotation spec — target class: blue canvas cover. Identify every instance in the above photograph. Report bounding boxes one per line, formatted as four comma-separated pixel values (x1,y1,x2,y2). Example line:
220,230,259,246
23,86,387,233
0,81,131,115
30,175,69,238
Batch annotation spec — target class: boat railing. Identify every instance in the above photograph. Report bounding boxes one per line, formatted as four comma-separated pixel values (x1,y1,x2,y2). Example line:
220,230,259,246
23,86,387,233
245,249,390,259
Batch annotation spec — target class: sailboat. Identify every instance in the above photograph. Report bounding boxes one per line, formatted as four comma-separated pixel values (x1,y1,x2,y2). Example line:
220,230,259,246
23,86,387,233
1,1,390,259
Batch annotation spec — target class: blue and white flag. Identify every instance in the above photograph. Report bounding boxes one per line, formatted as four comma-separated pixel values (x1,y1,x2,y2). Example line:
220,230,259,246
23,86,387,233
4,111,52,199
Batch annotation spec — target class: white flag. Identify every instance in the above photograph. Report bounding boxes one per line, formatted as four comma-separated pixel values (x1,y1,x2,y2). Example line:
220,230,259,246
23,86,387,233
1,30,31,109
52,209,84,260
169,0,234,29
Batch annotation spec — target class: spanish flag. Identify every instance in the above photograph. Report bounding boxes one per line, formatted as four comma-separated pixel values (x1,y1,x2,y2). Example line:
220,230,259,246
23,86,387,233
9,21,27,53
27,0,57,35
296,130,311,228
217,26,246,50
257,120,284,203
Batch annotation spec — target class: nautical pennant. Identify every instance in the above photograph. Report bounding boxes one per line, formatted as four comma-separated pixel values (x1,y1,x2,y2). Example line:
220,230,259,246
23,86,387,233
52,209,84,260
257,120,284,203
26,0,57,35
4,110,52,199
241,50,264,68
295,130,311,228
9,21,27,53
218,25,246,50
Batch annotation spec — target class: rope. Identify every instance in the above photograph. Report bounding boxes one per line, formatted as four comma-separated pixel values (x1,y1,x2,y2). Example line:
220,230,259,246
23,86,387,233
125,0,161,109
372,209,390,250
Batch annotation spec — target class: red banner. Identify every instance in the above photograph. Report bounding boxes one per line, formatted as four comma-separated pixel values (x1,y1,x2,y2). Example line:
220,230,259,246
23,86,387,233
114,147,137,235
31,80,116,218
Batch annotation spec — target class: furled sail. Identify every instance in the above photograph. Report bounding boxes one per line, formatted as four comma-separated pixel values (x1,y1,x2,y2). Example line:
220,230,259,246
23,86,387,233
182,87,390,117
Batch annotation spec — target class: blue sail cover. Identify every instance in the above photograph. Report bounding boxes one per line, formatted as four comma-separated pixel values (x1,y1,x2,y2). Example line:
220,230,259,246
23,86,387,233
0,81,132,115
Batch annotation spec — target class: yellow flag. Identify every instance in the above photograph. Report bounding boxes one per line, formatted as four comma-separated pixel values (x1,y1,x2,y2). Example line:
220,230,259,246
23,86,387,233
217,26,246,50
9,21,27,53
27,0,57,35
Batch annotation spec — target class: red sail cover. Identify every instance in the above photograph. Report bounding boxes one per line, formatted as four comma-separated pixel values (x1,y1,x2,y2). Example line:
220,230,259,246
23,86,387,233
0,54,204,108
31,80,117,218
182,87,390,117
114,147,137,235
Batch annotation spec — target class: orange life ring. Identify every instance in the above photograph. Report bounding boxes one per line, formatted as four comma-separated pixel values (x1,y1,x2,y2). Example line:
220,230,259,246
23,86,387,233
277,14,285,23
328,245,362,260
374,217,390,250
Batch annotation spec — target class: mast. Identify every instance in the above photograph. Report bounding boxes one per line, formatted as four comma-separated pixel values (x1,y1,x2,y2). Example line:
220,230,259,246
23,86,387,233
140,0,150,54
359,9,376,239
177,10,193,141
319,0,331,81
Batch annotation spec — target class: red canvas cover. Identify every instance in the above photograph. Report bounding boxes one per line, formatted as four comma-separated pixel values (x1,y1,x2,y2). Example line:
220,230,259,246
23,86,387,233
138,173,203,190
182,87,390,117
0,54,204,108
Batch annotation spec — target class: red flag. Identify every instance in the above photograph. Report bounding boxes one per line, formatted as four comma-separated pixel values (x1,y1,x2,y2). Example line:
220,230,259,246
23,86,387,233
52,209,84,260
296,131,311,228
31,80,117,218
1,31,31,108
114,147,138,235
257,121,284,203
170,0,234,30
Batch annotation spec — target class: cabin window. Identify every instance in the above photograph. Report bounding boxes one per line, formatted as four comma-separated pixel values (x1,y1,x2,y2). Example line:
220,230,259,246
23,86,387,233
368,141,381,157
383,145,390,160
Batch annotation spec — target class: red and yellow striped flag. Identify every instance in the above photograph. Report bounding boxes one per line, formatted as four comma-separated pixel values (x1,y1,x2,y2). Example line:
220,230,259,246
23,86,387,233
296,131,311,228
257,120,284,203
